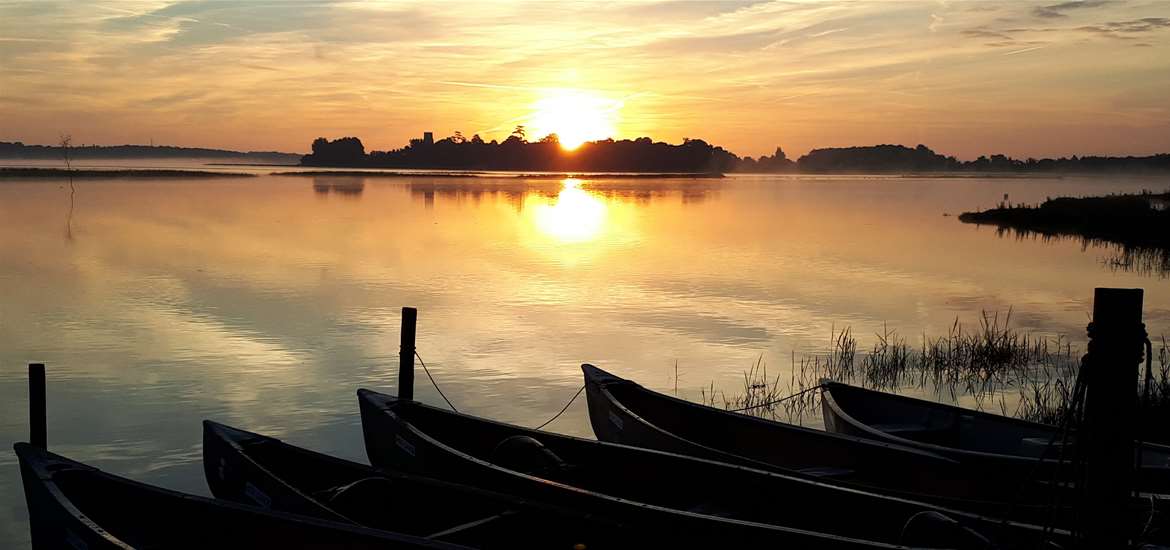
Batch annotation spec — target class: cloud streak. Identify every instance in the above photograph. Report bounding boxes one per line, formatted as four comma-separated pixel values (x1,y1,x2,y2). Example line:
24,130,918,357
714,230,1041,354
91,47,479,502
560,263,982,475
1032,1,1113,19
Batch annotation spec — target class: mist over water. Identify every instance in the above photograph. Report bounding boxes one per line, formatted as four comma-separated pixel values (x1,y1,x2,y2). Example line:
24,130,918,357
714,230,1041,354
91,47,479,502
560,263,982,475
2,164,1168,547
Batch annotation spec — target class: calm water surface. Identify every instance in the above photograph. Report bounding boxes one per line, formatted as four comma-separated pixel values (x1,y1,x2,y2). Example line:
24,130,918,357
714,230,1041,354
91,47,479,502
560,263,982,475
2,167,1168,546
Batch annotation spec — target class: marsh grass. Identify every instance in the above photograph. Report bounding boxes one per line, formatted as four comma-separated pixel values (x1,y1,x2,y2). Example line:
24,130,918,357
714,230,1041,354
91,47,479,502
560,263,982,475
700,311,1170,441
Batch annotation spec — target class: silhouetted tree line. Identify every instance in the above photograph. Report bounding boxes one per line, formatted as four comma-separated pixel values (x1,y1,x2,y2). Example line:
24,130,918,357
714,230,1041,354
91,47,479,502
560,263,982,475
737,147,795,172
303,131,741,173
798,144,958,172
796,144,1170,173
0,141,300,162
964,153,1170,173
302,135,1170,174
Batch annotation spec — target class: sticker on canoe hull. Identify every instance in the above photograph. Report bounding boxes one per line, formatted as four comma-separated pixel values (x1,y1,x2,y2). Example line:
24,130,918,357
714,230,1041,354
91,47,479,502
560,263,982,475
395,434,417,457
244,481,272,508
65,529,88,550
608,410,624,431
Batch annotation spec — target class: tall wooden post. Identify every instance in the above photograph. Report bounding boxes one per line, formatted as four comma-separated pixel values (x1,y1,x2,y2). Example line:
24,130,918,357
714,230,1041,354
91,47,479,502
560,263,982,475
1082,288,1144,548
399,307,417,401
29,363,46,449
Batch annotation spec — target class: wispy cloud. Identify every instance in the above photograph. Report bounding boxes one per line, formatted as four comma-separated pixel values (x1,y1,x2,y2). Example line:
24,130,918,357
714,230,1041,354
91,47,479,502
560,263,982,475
1032,1,1113,19
0,0,1168,159
808,27,849,38
961,29,1013,40
0,37,63,43
1077,17,1170,37
1002,44,1049,55
439,81,539,92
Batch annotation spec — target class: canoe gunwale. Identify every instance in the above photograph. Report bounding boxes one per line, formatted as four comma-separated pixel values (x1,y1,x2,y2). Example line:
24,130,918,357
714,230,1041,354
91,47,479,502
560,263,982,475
357,388,932,548
582,364,781,469
15,442,133,549
582,365,1130,533
820,380,1170,500
584,364,958,463
822,381,1096,465
202,419,360,524
17,440,470,549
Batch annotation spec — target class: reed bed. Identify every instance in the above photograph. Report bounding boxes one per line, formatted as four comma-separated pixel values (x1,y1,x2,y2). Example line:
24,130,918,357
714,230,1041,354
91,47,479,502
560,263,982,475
700,311,1170,441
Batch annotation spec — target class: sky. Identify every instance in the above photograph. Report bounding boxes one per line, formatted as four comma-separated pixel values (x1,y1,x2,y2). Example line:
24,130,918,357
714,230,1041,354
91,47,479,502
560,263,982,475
1,0,1169,159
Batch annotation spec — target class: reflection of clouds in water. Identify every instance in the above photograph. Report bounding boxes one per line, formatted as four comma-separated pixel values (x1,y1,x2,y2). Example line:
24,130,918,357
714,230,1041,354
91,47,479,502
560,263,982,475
3,173,1170,549
312,176,365,197
626,309,772,346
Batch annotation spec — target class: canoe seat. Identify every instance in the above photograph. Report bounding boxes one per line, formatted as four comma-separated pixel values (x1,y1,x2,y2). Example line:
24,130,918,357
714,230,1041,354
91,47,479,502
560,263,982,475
490,435,572,479
872,423,952,443
1019,437,1070,458
794,466,854,479
872,422,932,435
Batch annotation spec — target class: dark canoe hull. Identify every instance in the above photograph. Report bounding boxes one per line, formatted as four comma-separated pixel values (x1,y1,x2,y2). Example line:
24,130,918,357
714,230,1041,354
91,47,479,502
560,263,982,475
14,442,465,550
203,420,630,549
820,381,1170,494
357,388,1071,549
585,365,1018,500
583,364,1169,535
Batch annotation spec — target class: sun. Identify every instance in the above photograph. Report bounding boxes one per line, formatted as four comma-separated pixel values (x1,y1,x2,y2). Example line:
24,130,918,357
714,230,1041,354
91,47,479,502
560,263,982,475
528,89,621,150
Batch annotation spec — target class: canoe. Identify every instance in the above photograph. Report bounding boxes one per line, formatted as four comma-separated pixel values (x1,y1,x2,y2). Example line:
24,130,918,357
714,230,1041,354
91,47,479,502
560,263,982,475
358,387,1072,549
582,363,1168,533
14,441,466,550
582,365,1030,499
821,380,1170,493
584,365,967,489
203,419,629,548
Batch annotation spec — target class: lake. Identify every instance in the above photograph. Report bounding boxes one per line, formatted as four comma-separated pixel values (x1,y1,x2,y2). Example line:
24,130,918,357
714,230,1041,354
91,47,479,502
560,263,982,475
2,166,1168,546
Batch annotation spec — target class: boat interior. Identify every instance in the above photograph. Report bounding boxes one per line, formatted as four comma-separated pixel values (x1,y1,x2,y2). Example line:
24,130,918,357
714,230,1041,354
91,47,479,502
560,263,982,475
829,384,1070,457
391,399,976,544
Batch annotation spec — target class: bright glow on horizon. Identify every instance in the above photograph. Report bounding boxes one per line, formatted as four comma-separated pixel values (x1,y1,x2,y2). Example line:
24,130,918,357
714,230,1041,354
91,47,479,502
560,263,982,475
527,90,622,150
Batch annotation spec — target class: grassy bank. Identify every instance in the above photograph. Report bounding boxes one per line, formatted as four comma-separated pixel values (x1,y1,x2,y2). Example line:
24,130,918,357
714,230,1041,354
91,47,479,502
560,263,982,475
0,168,256,179
958,191,1170,250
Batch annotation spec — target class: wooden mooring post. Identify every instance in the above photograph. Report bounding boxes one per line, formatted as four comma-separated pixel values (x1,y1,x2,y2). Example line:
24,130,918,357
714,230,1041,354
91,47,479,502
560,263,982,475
399,307,417,401
1082,288,1144,548
29,363,46,449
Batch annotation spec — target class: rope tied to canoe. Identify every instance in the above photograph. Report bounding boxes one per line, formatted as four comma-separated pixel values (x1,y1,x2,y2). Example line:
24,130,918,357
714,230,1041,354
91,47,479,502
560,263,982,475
726,383,826,412
415,350,459,413
535,385,585,430
413,349,587,430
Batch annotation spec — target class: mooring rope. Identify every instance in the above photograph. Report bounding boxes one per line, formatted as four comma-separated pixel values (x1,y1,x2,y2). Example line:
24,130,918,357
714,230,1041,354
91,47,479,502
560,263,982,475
727,383,826,412
415,350,459,413
412,351,587,430
535,385,586,430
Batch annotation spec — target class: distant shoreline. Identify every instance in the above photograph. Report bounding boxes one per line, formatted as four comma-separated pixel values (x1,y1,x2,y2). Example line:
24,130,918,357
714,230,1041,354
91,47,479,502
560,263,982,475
0,168,256,179
7,166,1170,180
273,170,724,179
0,141,301,163
205,162,300,167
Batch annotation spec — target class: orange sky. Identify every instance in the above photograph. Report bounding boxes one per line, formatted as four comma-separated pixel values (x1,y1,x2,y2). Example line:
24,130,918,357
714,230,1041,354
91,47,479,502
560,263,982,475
1,1,1169,159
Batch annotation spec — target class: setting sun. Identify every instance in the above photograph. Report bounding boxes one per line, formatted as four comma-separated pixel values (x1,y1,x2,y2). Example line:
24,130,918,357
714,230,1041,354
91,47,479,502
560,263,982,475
527,89,622,150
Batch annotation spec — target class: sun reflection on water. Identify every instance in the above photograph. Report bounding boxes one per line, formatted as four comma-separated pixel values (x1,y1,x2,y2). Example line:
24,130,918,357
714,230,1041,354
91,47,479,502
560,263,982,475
532,179,608,243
